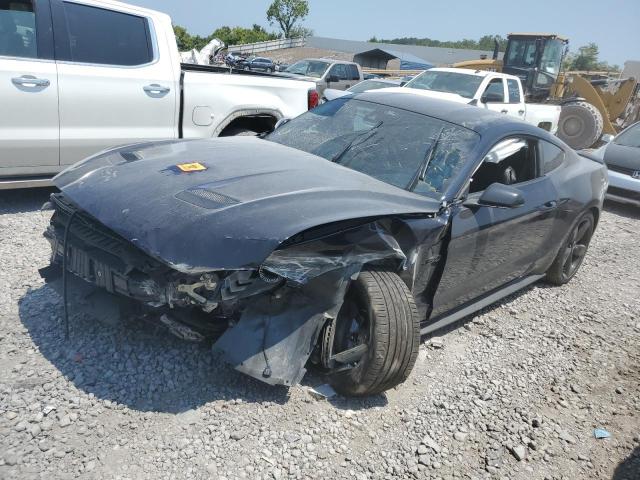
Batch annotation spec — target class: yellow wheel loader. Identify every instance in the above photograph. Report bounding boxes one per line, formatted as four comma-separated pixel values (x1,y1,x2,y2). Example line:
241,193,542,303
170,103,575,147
453,33,639,149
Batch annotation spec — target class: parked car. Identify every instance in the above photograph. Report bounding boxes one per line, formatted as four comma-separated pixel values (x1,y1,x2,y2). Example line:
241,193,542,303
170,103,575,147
386,68,562,134
581,122,640,206
0,0,316,189
42,92,606,396
278,58,363,95
323,78,402,101
237,56,275,73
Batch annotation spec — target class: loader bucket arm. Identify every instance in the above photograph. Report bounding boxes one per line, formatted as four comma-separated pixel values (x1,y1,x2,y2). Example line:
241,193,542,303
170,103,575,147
566,75,637,135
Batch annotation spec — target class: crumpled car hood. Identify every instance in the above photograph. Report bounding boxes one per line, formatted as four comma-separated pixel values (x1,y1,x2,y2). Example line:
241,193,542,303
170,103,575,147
54,138,440,273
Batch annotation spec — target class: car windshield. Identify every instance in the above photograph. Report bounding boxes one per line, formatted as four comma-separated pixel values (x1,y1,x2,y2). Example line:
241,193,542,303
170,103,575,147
614,123,640,148
266,97,479,194
285,60,330,78
405,71,484,99
348,80,397,93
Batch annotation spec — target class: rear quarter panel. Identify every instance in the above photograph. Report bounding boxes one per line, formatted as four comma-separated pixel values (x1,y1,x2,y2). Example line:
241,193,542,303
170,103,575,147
541,148,607,269
182,72,315,138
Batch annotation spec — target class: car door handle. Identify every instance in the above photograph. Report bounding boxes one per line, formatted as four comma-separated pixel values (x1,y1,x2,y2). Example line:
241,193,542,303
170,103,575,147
540,200,557,210
12,75,50,88
518,109,525,115
500,109,508,114
143,84,171,94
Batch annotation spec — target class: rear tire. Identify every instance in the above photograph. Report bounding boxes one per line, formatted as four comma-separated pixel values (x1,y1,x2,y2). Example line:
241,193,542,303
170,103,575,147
546,212,594,285
327,269,420,397
557,101,603,149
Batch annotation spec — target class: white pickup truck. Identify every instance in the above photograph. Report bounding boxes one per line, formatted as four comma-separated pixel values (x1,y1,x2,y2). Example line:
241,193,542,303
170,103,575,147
387,68,561,134
0,0,317,189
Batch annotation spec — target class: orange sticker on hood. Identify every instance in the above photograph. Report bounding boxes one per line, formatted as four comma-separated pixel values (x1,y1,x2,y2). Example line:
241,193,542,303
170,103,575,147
176,162,207,172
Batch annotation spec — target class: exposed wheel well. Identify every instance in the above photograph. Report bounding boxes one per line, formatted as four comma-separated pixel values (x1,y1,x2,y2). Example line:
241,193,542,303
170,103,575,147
219,115,278,136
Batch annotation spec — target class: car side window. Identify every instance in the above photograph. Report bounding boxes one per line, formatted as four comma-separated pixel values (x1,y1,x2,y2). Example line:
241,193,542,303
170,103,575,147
0,0,37,58
56,2,153,66
507,79,521,104
483,79,505,102
538,140,565,174
348,64,360,80
469,137,538,194
330,64,348,80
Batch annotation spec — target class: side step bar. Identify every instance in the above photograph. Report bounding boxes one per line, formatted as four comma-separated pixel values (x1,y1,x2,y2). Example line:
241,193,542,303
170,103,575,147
0,177,54,190
421,274,544,335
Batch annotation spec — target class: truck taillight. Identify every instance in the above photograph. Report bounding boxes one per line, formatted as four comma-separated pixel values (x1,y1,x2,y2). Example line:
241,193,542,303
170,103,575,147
308,89,319,110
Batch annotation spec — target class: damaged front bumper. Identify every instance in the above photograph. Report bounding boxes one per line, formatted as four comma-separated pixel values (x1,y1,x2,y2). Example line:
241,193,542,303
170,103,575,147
42,194,407,387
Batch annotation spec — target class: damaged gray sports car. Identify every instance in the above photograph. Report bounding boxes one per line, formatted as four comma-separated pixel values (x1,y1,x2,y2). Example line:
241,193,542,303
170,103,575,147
42,92,608,396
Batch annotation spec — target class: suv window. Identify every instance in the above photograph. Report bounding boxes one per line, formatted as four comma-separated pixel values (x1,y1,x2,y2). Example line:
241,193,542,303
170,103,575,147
483,79,505,102
348,64,360,80
58,2,152,66
538,140,564,174
507,79,521,104
0,0,37,58
330,64,348,80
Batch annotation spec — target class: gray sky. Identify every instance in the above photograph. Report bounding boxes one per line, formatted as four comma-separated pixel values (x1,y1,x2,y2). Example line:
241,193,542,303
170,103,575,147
128,0,639,66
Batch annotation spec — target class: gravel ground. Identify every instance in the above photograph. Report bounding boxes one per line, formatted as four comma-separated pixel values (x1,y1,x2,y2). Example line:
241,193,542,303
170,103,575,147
1,189,639,480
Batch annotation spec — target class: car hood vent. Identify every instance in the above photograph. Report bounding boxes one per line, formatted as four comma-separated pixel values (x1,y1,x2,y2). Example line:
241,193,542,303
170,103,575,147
175,187,239,209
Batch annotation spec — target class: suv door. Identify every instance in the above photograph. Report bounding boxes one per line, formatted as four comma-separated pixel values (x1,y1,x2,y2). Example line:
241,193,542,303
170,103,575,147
0,0,59,170
431,136,559,317
52,0,178,165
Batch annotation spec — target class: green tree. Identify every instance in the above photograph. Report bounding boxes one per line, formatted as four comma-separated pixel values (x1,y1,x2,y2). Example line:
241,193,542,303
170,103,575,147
266,0,310,38
571,43,599,70
173,25,194,51
366,35,508,52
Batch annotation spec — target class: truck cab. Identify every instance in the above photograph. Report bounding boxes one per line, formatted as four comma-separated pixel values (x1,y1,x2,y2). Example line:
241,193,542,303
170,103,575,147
393,68,561,134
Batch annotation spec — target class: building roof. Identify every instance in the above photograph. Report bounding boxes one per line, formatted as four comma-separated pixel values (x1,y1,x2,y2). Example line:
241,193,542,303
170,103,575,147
307,36,502,66
354,47,434,70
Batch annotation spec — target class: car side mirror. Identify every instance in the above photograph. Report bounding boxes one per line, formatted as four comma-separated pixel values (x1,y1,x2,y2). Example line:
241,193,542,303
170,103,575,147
327,75,340,84
477,183,524,208
481,92,503,104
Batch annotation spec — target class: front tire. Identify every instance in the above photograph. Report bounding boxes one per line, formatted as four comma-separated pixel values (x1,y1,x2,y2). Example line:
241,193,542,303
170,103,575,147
327,270,420,396
546,212,594,285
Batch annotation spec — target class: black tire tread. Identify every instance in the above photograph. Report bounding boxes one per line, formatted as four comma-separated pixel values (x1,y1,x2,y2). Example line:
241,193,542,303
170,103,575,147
330,269,419,396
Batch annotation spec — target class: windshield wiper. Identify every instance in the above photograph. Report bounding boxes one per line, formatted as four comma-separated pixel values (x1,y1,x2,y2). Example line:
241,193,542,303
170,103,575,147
418,127,445,182
330,121,384,164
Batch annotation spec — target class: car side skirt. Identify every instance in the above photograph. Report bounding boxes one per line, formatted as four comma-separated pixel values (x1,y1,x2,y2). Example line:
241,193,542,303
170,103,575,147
421,274,545,335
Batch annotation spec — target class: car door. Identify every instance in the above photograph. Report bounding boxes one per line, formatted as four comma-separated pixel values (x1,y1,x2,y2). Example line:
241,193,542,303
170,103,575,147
480,77,509,115
503,78,526,120
0,0,59,170
430,136,559,317
51,0,178,166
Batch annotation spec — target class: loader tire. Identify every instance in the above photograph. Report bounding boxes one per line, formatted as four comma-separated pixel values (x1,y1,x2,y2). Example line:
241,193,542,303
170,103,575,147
327,269,420,397
557,101,603,149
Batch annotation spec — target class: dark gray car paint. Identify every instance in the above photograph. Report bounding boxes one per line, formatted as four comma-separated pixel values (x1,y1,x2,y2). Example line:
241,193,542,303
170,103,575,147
53,137,440,273
46,92,607,388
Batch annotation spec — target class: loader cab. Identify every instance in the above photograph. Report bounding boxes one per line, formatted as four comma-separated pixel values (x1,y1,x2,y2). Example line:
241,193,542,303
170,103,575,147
502,34,568,101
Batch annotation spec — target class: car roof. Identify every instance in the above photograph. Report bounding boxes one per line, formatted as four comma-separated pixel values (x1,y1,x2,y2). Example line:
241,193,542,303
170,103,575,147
352,91,556,140
428,67,521,82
